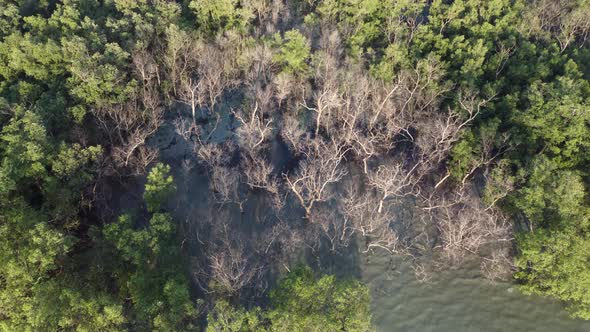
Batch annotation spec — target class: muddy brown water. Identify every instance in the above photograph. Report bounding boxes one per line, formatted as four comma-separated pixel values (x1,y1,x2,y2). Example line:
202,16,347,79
353,253,590,332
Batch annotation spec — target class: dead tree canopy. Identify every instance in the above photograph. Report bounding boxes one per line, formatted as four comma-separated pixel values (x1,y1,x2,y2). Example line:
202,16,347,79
284,138,349,219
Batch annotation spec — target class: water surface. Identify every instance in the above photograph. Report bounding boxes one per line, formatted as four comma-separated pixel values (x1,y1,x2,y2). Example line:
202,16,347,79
359,254,590,332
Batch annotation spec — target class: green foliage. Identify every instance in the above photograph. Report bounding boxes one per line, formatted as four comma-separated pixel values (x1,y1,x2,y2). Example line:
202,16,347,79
512,157,586,226
507,57,590,318
370,42,412,80
515,225,590,319
0,109,49,186
0,199,74,331
0,2,20,37
317,0,426,58
0,201,72,284
207,300,264,331
108,0,182,49
511,65,590,166
104,213,197,331
64,38,136,107
410,0,520,89
44,143,102,220
1,0,590,327
0,105,108,330
104,212,175,266
0,2,186,331
449,130,479,181
481,159,514,208
207,267,374,331
0,32,65,82
449,118,501,181
103,168,197,330
189,0,252,31
273,30,311,77
31,280,126,332
144,163,176,213
268,266,373,331
103,211,198,331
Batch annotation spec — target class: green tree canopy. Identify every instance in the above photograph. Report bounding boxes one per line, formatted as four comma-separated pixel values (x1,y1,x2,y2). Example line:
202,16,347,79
207,266,374,332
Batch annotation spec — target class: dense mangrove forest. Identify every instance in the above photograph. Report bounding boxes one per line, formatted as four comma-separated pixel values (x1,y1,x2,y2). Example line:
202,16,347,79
1,0,590,331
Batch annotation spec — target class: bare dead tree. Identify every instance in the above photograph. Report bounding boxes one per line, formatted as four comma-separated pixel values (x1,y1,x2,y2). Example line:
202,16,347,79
172,32,239,127
312,60,441,172
194,206,304,297
202,217,264,295
208,245,262,294
416,91,498,191
164,19,520,289
242,43,275,111
232,100,285,210
173,116,200,153
416,110,465,166
342,57,448,159
480,247,514,281
524,0,590,52
197,39,239,114
308,204,354,252
104,81,164,175
178,76,202,124
243,0,273,35
281,114,307,154
302,29,343,137
241,157,275,190
256,219,305,269
494,41,517,78
366,161,419,213
349,128,379,174
235,103,273,156
130,145,160,175
194,140,251,211
270,0,286,29
411,260,433,283
133,49,160,87
340,182,410,254
557,5,590,51
284,138,349,218
367,78,403,130
458,132,510,188
210,166,241,206
329,70,381,172
196,141,229,169
412,91,493,184
422,185,512,267
273,72,295,108
163,26,200,96
241,159,284,215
